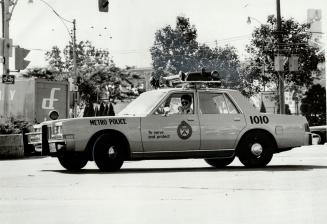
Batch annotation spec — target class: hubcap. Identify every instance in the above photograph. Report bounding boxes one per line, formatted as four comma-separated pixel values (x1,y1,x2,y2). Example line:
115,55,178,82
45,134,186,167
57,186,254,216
107,146,117,158
251,143,263,157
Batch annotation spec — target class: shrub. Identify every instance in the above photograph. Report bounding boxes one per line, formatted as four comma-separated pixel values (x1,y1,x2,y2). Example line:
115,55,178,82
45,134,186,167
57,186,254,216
0,118,33,134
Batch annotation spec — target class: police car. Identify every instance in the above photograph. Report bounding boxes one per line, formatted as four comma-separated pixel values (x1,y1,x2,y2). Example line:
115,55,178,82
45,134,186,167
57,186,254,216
27,71,312,171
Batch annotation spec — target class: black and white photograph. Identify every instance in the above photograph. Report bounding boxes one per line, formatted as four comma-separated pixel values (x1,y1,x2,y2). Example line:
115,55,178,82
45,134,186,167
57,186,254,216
0,0,326,223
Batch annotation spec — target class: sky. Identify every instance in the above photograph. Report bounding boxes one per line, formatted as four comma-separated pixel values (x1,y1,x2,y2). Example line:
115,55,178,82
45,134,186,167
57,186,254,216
3,0,327,69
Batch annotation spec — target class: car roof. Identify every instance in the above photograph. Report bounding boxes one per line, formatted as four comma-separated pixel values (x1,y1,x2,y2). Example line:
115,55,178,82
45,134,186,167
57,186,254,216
150,87,240,94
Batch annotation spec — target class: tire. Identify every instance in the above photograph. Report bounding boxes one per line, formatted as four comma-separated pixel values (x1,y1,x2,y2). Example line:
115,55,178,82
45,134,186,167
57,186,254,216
93,134,125,172
320,132,326,144
237,131,274,168
58,152,88,171
312,131,326,145
205,156,235,168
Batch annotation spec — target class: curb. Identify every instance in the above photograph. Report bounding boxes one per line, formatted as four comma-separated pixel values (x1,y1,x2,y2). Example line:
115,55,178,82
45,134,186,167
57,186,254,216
0,134,24,159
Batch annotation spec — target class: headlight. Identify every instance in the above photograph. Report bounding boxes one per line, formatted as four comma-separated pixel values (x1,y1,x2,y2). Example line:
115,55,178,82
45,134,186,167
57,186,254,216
34,124,42,133
26,124,42,144
52,122,63,139
54,122,62,134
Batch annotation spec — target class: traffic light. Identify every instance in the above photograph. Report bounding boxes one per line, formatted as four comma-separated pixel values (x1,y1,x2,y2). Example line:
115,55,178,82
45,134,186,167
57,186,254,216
15,47,30,71
98,0,109,12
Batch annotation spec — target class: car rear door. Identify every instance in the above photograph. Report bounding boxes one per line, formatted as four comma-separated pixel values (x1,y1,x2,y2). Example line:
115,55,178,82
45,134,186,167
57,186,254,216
198,91,246,150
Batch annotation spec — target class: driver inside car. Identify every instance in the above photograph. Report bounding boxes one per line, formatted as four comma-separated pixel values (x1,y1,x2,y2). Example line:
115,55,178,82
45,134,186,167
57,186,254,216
178,94,193,114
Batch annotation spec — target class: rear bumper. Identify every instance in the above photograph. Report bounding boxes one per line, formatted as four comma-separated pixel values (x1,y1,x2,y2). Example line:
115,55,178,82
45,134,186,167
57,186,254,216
305,132,313,146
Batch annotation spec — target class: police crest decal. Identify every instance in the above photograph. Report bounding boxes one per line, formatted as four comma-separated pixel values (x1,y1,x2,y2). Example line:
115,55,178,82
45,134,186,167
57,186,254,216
177,121,192,140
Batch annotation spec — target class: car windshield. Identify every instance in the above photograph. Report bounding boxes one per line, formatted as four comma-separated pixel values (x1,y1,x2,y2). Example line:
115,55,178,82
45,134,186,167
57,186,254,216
118,90,167,116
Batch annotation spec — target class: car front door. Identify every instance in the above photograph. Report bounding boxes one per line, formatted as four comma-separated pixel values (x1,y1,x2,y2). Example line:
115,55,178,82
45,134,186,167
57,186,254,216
141,92,200,155
198,92,246,150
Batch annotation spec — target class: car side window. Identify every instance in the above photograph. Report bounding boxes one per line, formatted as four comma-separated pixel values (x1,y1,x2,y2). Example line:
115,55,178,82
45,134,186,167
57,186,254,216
199,93,239,114
225,94,239,114
198,93,219,114
154,93,194,115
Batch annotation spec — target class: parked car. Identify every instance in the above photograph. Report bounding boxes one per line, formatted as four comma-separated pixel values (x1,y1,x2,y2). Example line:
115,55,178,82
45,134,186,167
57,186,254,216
26,72,312,171
310,125,326,145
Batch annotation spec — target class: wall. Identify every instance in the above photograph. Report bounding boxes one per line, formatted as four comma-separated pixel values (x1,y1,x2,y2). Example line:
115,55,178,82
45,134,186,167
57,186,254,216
0,79,35,121
0,78,69,123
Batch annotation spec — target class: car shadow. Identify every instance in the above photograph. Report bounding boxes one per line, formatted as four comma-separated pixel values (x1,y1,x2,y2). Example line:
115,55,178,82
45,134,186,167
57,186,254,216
42,164,327,174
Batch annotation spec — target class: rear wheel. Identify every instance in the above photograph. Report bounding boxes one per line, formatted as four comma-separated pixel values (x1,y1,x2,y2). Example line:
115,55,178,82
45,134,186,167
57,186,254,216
93,134,125,172
237,131,274,168
205,156,235,168
58,152,88,171
312,131,326,144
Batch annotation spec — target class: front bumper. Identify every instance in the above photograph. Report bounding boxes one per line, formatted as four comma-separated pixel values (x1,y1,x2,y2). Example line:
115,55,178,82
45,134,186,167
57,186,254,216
26,125,66,156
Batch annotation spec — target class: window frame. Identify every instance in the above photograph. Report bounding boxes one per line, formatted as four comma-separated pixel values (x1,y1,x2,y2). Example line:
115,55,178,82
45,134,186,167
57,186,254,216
150,90,196,116
198,91,241,115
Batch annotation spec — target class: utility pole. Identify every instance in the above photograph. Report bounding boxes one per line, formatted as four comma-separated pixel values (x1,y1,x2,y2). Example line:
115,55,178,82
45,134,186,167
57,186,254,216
2,0,10,117
276,0,285,114
72,19,78,117
72,19,77,78
29,0,79,118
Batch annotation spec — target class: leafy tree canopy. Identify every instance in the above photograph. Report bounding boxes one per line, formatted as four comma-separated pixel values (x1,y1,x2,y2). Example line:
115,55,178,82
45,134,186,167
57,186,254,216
150,16,241,87
245,15,324,90
45,40,113,74
26,41,128,104
22,67,68,81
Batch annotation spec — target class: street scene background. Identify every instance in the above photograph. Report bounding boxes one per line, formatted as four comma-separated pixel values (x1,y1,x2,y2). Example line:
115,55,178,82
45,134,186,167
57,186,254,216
0,0,326,223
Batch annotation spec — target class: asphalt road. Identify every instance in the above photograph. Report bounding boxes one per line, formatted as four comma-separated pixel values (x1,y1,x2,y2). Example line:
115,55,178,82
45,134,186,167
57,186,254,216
1,145,327,224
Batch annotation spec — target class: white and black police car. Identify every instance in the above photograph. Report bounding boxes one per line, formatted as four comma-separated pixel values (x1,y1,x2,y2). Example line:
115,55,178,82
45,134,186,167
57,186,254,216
27,71,312,171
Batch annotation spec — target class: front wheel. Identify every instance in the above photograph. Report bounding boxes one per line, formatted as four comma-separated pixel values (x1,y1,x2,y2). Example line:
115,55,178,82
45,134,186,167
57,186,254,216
93,134,125,172
58,152,88,171
205,156,235,168
237,131,274,168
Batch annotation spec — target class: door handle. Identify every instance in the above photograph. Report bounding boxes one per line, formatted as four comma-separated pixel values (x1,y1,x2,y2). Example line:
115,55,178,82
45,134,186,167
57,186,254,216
233,117,241,121
187,118,194,121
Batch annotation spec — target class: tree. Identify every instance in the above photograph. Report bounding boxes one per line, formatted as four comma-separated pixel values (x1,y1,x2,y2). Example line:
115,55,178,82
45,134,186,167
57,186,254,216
77,65,122,104
196,44,241,87
150,16,199,75
150,16,241,87
22,67,68,81
245,15,324,91
44,41,127,105
300,84,326,126
45,40,113,75
45,46,65,73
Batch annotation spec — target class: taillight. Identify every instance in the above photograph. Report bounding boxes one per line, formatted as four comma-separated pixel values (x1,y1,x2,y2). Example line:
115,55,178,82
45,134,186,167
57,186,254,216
304,123,310,132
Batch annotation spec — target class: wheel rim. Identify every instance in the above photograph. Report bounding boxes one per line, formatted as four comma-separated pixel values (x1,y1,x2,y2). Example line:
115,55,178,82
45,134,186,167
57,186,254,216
107,146,117,158
250,143,263,157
